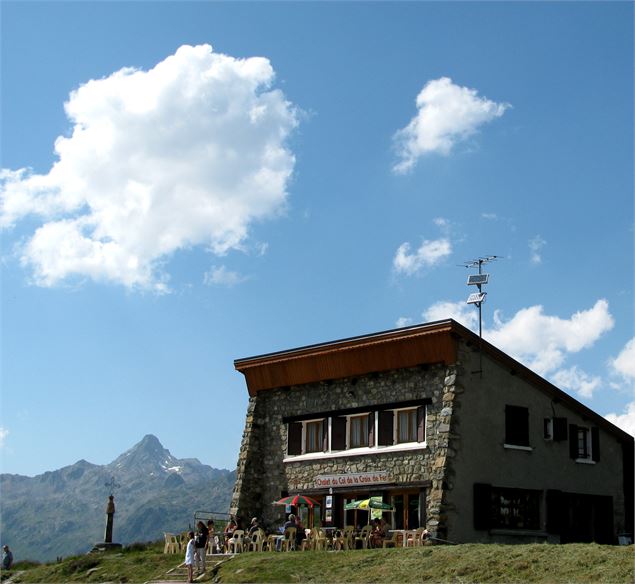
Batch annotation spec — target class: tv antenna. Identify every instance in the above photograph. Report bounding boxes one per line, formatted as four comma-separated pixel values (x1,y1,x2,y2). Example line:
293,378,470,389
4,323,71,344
460,255,501,375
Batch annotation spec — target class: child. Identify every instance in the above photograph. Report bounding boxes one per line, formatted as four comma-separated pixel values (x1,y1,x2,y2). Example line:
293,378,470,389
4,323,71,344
184,531,195,583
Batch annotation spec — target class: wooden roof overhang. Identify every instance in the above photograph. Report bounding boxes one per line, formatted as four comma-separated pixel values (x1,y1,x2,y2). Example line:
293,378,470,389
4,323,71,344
234,320,458,396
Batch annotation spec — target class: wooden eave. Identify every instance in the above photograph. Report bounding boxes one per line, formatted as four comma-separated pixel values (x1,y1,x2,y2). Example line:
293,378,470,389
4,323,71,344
234,320,458,396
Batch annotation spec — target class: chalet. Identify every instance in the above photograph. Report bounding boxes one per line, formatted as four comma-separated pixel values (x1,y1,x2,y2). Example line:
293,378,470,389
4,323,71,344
230,319,633,544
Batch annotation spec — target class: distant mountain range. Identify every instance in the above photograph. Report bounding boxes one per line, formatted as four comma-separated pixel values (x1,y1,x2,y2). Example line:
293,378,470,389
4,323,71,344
0,435,236,562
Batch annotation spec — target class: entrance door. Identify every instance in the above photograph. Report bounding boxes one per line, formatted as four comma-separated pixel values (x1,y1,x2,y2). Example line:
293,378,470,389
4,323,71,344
391,490,421,530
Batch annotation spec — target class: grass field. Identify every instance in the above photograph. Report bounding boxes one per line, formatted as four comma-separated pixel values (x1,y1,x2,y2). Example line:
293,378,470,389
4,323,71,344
2,542,633,583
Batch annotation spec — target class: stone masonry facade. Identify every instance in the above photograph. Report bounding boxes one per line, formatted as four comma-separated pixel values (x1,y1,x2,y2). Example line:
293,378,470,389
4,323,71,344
230,360,465,537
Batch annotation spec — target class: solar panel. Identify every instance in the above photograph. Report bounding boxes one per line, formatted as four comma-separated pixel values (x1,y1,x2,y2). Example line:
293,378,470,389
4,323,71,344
467,274,489,286
467,292,487,305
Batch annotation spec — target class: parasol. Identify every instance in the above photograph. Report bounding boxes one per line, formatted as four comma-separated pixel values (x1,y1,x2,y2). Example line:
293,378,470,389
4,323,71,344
344,497,395,511
273,494,321,508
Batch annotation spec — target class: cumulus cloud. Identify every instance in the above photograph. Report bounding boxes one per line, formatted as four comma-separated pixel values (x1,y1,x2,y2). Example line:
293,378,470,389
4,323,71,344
393,238,451,276
203,265,248,287
488,300,614,376
551,366,602,399
605,401,635,437
419,298,614,398
1,44,299,291
610,338,635,381
393,77,509,173
529,235,547,265
423,300,479,330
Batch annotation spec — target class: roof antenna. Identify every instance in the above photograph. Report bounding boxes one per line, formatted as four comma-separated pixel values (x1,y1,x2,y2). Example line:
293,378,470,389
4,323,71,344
460,255,501,377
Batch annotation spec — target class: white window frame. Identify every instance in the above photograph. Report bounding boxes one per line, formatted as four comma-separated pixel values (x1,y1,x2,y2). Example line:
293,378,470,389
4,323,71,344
393,406,420,445
301,417,325,455
575,426,594,463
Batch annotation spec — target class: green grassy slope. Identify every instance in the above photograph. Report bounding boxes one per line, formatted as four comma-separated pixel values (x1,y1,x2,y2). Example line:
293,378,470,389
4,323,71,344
3,542,633,584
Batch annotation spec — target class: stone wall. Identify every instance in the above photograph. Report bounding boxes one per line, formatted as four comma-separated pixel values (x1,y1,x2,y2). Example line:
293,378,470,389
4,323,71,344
231,362,463,536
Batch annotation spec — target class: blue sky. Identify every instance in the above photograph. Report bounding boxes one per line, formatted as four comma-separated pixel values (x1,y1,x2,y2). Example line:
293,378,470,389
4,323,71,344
1,1,633,477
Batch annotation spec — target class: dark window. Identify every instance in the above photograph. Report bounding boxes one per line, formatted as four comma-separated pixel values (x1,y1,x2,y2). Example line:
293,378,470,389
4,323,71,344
490,487,541,530
505,405,529,446
569,425,599,461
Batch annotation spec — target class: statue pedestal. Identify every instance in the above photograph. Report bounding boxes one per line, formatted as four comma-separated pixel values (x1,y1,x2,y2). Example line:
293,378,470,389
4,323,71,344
90,542,122,553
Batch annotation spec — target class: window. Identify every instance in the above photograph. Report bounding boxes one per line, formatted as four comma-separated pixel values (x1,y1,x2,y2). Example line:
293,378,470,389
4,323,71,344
569,424,599,462
287,419,326,455
285,400,428,460
305,420,324,453
349,415,369,448
505,405,529,447
473,483,541,531
397,409,417,443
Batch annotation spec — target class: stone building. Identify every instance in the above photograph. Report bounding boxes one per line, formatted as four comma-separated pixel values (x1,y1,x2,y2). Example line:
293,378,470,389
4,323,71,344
230,319,633,544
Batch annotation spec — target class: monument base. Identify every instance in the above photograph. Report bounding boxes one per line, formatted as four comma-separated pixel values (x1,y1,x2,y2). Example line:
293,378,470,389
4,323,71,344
90,542,123,553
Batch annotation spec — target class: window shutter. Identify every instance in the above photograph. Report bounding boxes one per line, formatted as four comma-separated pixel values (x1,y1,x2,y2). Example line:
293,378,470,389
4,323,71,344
546,490,563,534
569,424,579,459
591,427,600,462
473,483,491,530
331,416,347,450
378,410,393,446
417,406,426,442
505,406,529,446
322,418,329,452
368,412,375,448
287,422,302,456
553,417,568,441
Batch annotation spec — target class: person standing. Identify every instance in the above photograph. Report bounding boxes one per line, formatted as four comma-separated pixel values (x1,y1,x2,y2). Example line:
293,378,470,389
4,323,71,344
184,532,195,583
2,545,13,571
194,521,208,574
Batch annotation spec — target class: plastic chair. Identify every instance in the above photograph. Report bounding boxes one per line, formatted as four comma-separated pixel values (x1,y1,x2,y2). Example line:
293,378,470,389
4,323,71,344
406,527,427,547
281,527,297,551
163,532,179,554
248,529,265,552
227,529,245,553
354,525,373,549
382,531,402,548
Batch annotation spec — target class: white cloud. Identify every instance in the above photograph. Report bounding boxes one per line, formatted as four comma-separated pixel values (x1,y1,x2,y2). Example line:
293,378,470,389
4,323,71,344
529,235,547,265
1,44,299,291
551,366,602,399
203,265,248,287
605,401,635,437
610,338,635,380
0,427,8,448
393,77,509,173
487,300,614,376
420,298,613,390
396,317,413,328
393,238,451,276
422,300,479,330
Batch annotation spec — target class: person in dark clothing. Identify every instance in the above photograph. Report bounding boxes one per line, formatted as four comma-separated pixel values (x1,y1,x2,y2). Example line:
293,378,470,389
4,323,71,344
194,521,208,573
2,546,13,570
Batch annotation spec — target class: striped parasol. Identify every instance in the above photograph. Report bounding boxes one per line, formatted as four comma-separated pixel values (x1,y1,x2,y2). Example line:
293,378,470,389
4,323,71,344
273,494,321,508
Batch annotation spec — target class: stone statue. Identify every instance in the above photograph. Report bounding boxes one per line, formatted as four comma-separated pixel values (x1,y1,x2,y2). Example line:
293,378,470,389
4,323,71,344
104,495,115,543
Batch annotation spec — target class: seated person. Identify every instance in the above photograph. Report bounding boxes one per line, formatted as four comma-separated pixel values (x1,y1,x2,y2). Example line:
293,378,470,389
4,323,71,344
223,518,237,547
369,519,386,548
294,515,306,548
